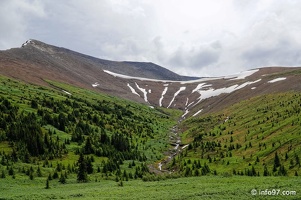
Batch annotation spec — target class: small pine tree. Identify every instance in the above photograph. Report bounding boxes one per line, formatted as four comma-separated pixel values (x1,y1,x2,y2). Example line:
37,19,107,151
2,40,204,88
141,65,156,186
1,170,5,178
52,171,59,179
29,172,34,180
59,172,66,184
37,166,42,177
274,152,281,168
295,155,300,167
77,153,88,182
48,173,53,180
118,180,123,187
45,178,50,189
8,167,14,176
263,165,269,176
86,158,93,174
194,169,200,176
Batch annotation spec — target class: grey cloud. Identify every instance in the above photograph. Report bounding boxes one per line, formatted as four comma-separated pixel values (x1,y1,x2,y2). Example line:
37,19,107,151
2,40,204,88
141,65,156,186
2,0,301,77
242,39,301,67
168,41,222,72
0,0,45,49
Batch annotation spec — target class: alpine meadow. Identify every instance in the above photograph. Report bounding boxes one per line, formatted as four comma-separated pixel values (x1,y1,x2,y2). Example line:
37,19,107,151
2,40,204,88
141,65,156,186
0,40,301,199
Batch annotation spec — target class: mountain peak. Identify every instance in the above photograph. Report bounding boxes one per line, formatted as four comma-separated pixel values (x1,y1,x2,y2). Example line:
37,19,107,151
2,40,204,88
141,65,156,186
21,39,33,47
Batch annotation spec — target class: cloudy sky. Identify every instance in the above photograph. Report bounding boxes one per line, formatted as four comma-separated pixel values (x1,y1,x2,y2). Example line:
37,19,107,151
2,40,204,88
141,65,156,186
1,0,301,77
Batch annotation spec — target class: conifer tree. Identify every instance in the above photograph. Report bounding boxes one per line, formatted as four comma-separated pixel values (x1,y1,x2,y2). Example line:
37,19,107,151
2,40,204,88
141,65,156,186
45,178,50,189
77,153,88,182
59,172,66,184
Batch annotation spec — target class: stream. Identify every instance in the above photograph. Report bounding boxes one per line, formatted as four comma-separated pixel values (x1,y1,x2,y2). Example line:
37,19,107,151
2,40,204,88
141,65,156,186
157,121,189,172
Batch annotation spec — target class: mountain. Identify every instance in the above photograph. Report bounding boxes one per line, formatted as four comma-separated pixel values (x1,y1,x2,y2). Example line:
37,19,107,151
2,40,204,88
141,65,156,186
1,39,301,119
1,40,301,197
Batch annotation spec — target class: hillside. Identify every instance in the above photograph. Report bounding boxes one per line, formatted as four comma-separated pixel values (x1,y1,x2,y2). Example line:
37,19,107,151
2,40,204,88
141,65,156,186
0,75,181,184
1,40,301,199
173,92,301,177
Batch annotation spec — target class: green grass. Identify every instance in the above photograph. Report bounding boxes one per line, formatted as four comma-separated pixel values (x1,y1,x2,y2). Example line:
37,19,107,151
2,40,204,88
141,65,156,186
0,175,300,199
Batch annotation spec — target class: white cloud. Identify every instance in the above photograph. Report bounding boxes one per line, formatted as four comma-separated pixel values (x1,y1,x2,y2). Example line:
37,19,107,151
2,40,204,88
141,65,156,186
1,0,301,77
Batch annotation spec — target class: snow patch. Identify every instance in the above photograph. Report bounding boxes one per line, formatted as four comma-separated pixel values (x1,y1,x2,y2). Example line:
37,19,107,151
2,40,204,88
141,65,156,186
185,97,189,107
62,90,72,95
148,89,151,93
103,69,259,84
251,87,256,90
167,87,186,108
158,162,162,171
159,87,168,107
22,39,32,47
182,144,189,150
135,82,148,102
234,79,261,90
268,77,287,83
187,101,195,108
127,83,140,96
92,82,99,87
192,83,212,93
228,69,259,80
192,109,203,117
194,79,261,106
181,109,189,118
104,70,173,82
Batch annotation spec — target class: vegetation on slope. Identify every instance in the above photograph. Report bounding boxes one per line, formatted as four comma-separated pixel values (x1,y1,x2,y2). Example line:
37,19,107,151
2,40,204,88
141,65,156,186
1,74,301,199
0,75,180,185
176,92,301,177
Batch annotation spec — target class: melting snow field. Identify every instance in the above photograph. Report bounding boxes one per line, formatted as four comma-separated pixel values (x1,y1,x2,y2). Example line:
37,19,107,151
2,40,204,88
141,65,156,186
104,69,260,86
194,79,261,106
268,77,287,83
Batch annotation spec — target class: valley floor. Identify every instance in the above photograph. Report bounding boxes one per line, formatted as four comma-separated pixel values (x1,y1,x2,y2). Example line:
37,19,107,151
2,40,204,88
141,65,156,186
1,176,300,200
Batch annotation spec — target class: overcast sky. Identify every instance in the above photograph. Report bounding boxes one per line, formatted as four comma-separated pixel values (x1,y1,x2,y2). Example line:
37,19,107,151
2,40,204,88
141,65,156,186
1,0,301,77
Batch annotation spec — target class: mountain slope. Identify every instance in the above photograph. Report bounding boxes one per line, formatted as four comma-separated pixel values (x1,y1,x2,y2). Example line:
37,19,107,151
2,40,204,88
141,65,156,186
1,40,301,119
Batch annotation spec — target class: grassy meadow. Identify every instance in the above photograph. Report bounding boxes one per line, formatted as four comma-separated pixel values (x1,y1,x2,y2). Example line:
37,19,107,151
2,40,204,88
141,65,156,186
1,175,300,200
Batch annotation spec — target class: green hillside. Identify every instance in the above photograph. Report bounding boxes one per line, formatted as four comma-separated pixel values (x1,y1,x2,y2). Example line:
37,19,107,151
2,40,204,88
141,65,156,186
1,75,301,199
0,75,181,183
177,92,301,176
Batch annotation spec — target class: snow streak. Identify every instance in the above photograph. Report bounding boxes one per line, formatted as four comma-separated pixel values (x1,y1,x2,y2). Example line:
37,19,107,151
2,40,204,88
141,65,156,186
127,83,140,96
167,87,186,108
159,87,168,107
135,82,148,102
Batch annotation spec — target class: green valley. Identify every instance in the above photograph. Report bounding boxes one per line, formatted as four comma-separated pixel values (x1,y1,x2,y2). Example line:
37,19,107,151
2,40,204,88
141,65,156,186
1,75,301,199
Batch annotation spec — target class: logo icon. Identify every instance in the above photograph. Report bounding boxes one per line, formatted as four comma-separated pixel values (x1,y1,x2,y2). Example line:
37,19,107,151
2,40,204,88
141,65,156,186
251,189,257,196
